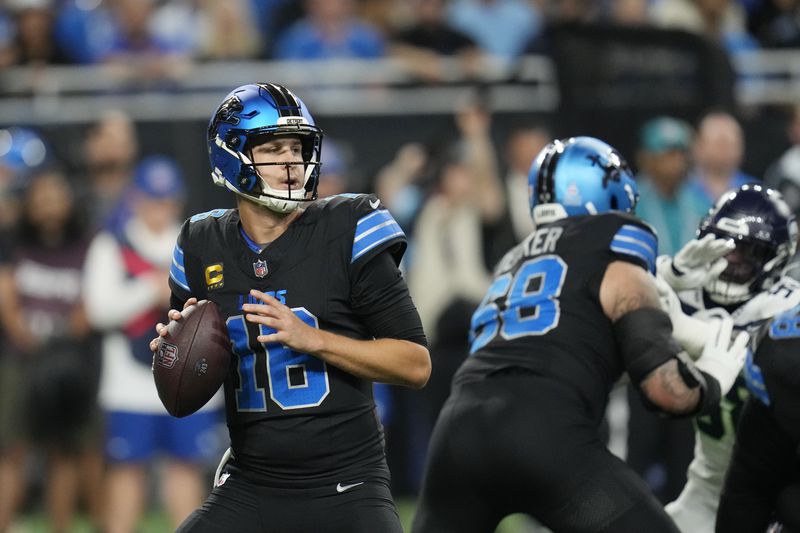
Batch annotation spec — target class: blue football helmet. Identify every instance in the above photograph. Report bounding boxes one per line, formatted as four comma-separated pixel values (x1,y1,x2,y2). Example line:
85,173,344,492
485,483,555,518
699,184,796,304
207,83,323,213
528,136,638,224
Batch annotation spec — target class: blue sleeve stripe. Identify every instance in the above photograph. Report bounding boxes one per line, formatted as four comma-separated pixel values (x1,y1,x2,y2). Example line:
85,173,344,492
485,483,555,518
169,268,191,292
612,234,656,260
611,240,655,272
170,243,190,291
356,209,395,235
356,219,398,244
619,224,656,246
352,222,405,262
617,225,657,256
171,256,185,273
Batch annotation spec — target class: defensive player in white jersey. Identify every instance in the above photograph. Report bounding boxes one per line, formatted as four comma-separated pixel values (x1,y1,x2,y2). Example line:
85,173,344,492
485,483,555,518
656,184,800,533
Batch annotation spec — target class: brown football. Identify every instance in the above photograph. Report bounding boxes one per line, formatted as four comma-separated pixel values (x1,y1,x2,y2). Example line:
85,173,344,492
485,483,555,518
153,300,230,417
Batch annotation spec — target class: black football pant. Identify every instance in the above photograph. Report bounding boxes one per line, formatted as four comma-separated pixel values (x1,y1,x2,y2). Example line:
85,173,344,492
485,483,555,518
176,469,402,533
412,373,680,533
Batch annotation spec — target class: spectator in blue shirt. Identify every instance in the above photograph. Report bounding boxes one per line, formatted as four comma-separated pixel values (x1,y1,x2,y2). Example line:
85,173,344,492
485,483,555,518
447,0,541,60
273,0,385,60
54,0,117,64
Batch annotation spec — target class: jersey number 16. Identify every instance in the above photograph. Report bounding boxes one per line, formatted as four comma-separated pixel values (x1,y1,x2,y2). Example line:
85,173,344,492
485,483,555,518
226,308,330,412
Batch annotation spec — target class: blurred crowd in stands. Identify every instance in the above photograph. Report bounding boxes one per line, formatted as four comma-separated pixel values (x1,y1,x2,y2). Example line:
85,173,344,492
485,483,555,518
0,112,226,532
1,0,799,76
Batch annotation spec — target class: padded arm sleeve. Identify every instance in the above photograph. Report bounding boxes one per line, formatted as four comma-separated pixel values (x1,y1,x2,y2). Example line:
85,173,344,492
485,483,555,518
614,307,720,416
613,307,678,384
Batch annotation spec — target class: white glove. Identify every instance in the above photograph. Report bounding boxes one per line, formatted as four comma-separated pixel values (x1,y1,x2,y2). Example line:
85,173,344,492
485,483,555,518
657,234,735,291
693,315,749,396
654,275,723,359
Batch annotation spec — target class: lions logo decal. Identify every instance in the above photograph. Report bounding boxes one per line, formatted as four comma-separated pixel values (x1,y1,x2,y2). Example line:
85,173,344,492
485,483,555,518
208,95,244,140
587,151,632,189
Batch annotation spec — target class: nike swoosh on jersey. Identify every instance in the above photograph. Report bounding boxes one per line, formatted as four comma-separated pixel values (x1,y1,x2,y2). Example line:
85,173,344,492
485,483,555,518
336,481,365,493
369,199,380,209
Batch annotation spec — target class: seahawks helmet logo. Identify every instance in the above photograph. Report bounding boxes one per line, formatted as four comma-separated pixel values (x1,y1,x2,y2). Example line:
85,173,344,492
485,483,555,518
208,95,244,140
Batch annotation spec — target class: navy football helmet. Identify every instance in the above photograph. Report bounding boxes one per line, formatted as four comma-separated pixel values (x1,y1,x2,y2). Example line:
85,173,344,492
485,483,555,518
207,83,323,213
528,136,638,224
699,184,797,304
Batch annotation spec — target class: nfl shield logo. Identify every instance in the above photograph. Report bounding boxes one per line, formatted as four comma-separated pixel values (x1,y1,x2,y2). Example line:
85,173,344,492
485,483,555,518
156,342,179,369
253,259,268,278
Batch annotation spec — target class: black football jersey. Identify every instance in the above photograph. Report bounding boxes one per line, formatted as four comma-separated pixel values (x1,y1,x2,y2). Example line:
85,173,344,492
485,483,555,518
455,212,657,421
168,194,408,487
745,307,800,444
717,307,800,532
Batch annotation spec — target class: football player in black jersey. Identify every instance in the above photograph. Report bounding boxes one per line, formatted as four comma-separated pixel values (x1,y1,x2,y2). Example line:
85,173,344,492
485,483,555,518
411,136,749,533
716,305,800,533
149,83,430,533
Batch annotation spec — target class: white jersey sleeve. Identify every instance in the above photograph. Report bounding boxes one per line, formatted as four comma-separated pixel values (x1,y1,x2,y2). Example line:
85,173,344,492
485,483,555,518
666,276,800,533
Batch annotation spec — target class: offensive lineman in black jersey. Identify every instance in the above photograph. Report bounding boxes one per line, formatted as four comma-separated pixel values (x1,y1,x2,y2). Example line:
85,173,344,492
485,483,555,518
716,305,800,533
149,83,430,532
412,136,749,533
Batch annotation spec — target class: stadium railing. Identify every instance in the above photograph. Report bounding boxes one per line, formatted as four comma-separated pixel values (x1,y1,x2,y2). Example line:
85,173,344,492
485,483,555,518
0,50,796,125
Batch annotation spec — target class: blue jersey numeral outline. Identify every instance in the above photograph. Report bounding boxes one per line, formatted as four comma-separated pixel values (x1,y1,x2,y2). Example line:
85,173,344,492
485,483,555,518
769,306,800,339
227,307,329,412
469,274,511,354
469,255,567,353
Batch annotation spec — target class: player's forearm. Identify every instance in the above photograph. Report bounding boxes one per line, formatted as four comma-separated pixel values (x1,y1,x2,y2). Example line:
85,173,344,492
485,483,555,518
243,289,430,387
640,359,702,414
311,331,431,389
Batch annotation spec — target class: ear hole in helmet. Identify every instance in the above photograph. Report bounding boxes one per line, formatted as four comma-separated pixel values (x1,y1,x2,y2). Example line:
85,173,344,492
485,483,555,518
238,169,258,192
610,196,618,210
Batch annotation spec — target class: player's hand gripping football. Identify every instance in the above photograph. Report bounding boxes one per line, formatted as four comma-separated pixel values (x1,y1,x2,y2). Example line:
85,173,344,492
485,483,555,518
149,297,199,353
693,314,749,396
656,234,735,291
242,289,323,354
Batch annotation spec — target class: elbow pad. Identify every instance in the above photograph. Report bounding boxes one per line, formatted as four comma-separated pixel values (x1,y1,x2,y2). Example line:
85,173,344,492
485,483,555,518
614,307,681,385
